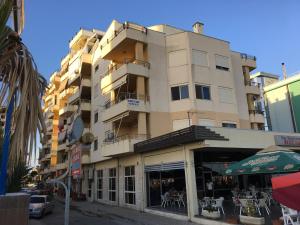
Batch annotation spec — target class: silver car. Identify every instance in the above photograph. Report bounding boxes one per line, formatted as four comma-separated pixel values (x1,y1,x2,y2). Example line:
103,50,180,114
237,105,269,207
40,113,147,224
29,195,54,218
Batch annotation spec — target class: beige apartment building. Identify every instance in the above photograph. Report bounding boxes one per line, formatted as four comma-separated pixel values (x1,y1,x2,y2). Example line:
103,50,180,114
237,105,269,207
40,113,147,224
41,20,300,224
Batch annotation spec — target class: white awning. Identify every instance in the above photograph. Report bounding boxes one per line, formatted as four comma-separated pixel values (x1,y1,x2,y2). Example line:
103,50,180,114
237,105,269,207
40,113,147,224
104,111,130,123
102,75,127,94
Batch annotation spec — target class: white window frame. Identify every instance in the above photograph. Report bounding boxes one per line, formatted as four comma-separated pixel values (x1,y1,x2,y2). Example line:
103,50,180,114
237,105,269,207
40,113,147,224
108,168,117,202
222,121,237,128
124,166,136,205
171,85,189,101
195,84,211,100
96,170,103,200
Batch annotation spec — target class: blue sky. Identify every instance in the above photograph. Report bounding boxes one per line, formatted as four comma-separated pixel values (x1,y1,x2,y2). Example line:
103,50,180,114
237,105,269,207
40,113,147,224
23,0,300,80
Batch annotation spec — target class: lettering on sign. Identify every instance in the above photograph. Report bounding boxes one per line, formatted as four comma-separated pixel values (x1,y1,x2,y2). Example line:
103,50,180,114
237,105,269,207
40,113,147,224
274,135,300,147
128,99,140,106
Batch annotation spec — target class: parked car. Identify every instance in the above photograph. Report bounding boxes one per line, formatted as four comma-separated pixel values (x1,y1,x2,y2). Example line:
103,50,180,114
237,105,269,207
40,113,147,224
29,195,54,218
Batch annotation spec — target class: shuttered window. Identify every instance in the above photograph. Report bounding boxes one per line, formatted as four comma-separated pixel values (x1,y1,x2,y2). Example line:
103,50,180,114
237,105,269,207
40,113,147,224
144,161,185,172
215,54,230,71
218,87,234,104
168,50,187,67
192,50,208,66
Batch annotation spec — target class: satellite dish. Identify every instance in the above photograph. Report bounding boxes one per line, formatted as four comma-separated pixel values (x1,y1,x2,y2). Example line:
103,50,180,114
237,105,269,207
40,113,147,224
68,116,84,144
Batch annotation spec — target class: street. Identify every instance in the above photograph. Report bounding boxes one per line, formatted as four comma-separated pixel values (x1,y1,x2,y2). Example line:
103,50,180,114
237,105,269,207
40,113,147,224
29,202,139,225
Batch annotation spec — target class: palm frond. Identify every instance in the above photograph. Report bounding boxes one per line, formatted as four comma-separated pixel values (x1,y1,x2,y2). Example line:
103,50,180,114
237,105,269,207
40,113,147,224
0,0,47,172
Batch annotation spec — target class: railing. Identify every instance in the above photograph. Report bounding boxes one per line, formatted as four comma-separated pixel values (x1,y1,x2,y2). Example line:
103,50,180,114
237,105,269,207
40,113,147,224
249,109,264,115
104,92,149,109
103,133,148,145
100,21,147,50
101,58,150,78
240,53,256,61
245,81,261,88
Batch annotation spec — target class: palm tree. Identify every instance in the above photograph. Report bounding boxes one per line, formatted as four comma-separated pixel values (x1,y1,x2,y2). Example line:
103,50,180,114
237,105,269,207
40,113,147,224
0,0,47,191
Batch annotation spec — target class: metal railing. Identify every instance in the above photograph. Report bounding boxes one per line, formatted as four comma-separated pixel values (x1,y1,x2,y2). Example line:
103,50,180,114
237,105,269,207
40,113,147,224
103,133,148,145
104,92,149,109
240,53,256,61
100,21,147,50
101,58,150,78
245,81,261,88
249,109,264,115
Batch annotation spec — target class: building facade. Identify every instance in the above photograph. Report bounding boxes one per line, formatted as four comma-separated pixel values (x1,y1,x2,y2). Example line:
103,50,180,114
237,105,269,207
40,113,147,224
264,72,300,133
40,20,300,224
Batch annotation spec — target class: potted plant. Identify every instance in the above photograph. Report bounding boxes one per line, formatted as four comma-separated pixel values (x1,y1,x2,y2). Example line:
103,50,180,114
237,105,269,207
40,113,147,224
239,201,265,225
201,201,221,219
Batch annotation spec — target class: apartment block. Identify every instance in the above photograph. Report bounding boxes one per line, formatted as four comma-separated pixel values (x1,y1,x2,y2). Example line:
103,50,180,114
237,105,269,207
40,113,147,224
41,20,300,224
264,72,300,133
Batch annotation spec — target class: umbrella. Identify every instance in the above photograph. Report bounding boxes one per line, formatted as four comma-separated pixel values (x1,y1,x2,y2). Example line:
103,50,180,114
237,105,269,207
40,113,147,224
272,172,300,210
225,146,300,175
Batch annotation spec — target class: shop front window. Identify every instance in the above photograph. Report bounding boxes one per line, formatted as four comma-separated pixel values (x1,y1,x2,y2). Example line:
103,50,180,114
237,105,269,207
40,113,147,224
109,168,116,201
125,166,135,205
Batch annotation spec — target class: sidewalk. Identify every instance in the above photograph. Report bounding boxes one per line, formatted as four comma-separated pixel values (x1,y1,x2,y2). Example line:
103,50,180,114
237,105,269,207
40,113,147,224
57,197,197,225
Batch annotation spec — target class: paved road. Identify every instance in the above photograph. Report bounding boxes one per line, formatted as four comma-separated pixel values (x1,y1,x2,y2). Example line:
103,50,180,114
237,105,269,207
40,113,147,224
29,202,138,225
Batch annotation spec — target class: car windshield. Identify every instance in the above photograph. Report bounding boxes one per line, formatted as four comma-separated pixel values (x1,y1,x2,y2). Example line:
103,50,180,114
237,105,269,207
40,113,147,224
30,197,45,203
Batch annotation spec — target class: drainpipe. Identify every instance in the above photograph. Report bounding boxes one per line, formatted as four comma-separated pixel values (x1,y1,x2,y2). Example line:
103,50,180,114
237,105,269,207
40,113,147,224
182,144,192,221
117,157,120,207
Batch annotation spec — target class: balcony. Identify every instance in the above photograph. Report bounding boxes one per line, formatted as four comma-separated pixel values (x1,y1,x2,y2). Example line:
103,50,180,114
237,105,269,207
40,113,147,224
102,93,149,122
68,70,80,86
100,22,147,60
67,88,80,104
81,78,91,87
245,81,261,95
81,153,90,165
80,100,91,112
240,53,256,71
59,104,77,116
101,59,150,94
249,110,265,124
57,142,67,152
102,134,147,157
46,121,53,132
56,162,68,170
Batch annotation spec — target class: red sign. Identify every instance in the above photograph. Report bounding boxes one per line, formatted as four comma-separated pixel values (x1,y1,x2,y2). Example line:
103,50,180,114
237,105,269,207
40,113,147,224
71,144,81,178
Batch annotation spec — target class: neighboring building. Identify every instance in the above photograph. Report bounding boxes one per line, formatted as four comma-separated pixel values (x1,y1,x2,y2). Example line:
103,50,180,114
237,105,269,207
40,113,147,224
40,20,300,224
264,72,300,133
250,71,279,130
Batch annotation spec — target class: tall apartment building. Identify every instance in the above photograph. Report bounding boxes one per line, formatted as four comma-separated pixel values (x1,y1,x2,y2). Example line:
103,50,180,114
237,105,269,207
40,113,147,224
41,20,300,224
264,72,300,133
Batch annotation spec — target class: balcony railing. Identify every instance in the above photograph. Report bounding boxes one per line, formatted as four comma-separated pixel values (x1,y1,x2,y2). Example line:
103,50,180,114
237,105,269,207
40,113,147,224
103,133,148,145
100,22,147,50
249,109,264,115
240,53,256,61
101,59,150,78
104,92,149,109
245,81,261,88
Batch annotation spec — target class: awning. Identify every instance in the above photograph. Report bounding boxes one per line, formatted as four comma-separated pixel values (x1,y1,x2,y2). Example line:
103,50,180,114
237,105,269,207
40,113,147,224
58,78,69,92
104,111,130,123
102,75,127,94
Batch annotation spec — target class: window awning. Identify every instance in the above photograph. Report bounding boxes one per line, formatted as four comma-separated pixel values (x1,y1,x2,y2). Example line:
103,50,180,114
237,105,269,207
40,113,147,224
104,111,130,123
102,75,127,94
144,161,185,172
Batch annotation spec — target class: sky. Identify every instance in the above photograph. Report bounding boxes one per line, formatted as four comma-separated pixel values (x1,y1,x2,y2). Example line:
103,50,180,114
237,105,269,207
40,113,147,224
22,0,300,80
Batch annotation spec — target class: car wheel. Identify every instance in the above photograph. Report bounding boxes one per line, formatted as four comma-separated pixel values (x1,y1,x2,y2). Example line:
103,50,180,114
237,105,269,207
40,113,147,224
40,209,45,218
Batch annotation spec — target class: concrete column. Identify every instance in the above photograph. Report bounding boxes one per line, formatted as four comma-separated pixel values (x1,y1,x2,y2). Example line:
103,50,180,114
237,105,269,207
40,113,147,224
247,94,255,110
138,112,147,135
135,42,144,61
243,66,250,84
184,147,199,219
136,76,145,100
111,90,115,102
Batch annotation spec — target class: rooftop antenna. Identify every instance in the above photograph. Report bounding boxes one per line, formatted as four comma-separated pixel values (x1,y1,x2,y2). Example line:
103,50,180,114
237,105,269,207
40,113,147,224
282,62,287,80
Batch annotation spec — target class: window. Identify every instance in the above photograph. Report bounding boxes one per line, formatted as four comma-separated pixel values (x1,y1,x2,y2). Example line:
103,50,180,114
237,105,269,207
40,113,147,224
109,168,116,201
124,166,135,205
218,87,234,104
93,139,98,151
195,85,211,100
168,50,187,67
94,111,98,123
215,55,230,71
97,170,103,200
192,50,208,66
171,85,189,101
95,65,99,72
222,122,237,128
88,181,92,198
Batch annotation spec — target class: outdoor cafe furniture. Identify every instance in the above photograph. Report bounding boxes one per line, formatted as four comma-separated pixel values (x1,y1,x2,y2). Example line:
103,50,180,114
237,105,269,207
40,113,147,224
212,197,225,214
281,205,300,225
238,198,270,216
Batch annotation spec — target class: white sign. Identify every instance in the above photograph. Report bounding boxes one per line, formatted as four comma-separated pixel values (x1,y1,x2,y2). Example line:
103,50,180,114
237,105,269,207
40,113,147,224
274,135,300,147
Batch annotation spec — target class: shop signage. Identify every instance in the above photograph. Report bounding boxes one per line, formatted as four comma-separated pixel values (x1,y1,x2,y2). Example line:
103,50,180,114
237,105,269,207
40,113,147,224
128,99,140,106
71,144,81,178
274,135,300,147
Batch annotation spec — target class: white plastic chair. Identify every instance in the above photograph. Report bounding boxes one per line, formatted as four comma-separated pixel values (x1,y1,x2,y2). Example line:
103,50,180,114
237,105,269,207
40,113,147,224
174,193,185,208
256,198,270,215
281,205,300,225
161,192,171,208
212,197,225,214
